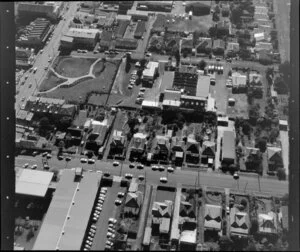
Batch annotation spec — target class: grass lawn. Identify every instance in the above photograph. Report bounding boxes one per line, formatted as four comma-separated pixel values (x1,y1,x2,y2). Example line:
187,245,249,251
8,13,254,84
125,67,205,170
54,57,96,78
42,61,120,103
87,94,109,106
92,60,105,78
39,70,67,92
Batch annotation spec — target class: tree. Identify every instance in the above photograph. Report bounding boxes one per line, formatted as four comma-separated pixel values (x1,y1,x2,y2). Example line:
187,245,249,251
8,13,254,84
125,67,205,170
58,116,72,131
198,59,207,70
242,122,251,136
209,26,218,38
239,48,251,60
215,5,221,14
250,219,259,235
219,236,233,251
213,12,220,22
255,138,267,153
277,168,286,181
174,49,180,67
230,6,242,25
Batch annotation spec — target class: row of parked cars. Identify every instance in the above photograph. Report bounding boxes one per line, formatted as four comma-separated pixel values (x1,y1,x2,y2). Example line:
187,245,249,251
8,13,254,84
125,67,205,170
208,64,224,74
84,187,108,250
128,70,137,90
105,218,118,250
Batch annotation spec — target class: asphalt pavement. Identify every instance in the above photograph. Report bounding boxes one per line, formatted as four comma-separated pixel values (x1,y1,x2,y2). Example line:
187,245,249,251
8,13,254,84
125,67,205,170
15,155,288,196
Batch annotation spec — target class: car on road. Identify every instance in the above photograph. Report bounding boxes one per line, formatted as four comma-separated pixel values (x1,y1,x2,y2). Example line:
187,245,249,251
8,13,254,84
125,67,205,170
107,232,116,239
129,163,135,168
160,177,168,183
42,152,48,157
114,199,122,206
44,66,48,70
167,167,174,173
113,161,119,166
40,49,44,53
31,164,37,170
159,166,165,172
104,172,111,177
24,75,29,80
65,156,71,162
117,192,125,198
46,153,52,159
95,206,102,211
23,163,29,168
101,187,108,192
152,165,158,171
80,158,88,163
125,173,133,180
138,175,145,181
28,83,32,88
33,67,37,73
216,57,221,61
137,163,144,169
145,52,152,57
88,158,95,164
48,57,52,62
140,87,146,92
136,98,144,104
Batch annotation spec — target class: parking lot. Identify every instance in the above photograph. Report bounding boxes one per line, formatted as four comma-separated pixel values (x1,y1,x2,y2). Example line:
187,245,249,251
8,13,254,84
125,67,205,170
91,182,126,251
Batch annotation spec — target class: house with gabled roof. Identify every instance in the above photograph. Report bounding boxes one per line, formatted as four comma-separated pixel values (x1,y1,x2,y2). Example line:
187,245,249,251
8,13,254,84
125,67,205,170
196,37,213,55
204,204,222,231
124,191,143,217
258,211,278,234
230,208,249,236
152,200,173,225
201,141,216,165
267,146,283,172
151,135,170,161
109,130,126,157
171,138,185,165
130,132,147,160
185,135,200,164
180,201,196,220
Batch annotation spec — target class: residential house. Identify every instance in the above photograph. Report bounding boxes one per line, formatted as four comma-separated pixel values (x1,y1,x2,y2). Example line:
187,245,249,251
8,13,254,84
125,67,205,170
180,201,196,220
124,191,143,217
130,132,147,160
151,135,170,162
181,35,194,55
230,208,249,236
213,39,225,55
204,204,222,231
152,201,173,223
216,20,231,35
227,42,240,52
267,146,283,172
244,147,262,172
86,119,109,151
109,130,126,157
185,135,200,164
232,72,247,89
258,212,278,234
195,37,213,55
171,138,185,166
201,141,216,166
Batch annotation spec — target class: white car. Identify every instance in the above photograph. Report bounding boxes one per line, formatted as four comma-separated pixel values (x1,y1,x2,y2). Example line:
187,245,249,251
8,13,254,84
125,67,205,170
107,232,116,239
99,196,105,201
98,199,104,204
113,161,119,167
86,240,93,246
31,164,37,170
80,158,88,163
137,163,144,169
91,225,97,230
106,241,114,246
167,167,174,173
108,223,115,229
125,173,133,179
40,49,44,53
160,177,168,183
138,175,145,181
108,218,117,224
131,70,137,75
94,210,101,215
101,187,108,192
95,207,102,211
108,227,115,233
158,166,165,172
88,158,95,164
115,199,122,205
128,84,133,89
117,192,125,198
152,165,158,171
23,163,29,168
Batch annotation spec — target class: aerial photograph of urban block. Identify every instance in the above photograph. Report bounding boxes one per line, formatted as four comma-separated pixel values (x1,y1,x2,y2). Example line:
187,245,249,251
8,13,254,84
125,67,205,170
13,0,292,251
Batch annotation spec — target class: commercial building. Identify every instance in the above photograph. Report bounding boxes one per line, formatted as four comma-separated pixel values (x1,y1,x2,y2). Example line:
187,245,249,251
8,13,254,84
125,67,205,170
16,18,52,47
142,61,159,86
15,168,54,198
25,96,77,119
17,2,63,22
136,1,173,12
33,169,102,250
16,47,35,69
97,12,117,29
62,28,100,49
127,10,149,21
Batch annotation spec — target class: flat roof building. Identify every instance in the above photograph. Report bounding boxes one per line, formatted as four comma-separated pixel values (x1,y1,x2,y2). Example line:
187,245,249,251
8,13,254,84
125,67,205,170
15,168,54,197
33,170,102,250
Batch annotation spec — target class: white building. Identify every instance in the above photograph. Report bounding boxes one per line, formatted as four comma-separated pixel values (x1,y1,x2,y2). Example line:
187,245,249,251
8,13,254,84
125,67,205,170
142,61,159,85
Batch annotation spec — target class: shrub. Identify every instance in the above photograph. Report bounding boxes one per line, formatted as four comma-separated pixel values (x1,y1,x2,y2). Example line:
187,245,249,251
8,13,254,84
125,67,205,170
277,168,286,181
241,199,248,207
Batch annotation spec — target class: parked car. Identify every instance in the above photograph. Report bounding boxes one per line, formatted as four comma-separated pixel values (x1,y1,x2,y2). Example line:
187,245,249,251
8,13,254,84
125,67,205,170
160,177,168,183
23,163,29,168
129,163,135,168
88,158,95,164
103,172,110,177
125,173,133,179
128,84,133,89
152,165,158,171
167,167,175,173
113,161,119,166
137,163,144,169
159,166,165,172
31,164,37,170
138,175,145,181
80,158,88,163
108,218,117,224
65,156,71,162
117,192,125,198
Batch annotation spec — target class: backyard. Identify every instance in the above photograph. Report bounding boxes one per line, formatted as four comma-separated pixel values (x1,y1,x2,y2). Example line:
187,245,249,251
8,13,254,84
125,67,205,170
54,57,97,78
42,60,120,104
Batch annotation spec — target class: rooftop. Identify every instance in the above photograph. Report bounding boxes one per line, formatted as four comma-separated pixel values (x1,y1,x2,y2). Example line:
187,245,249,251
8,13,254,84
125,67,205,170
196,75,210,98
143,61,159,78
204,204,222,230
230,208,249,236
179,229,197,244
15,168,53,197
65,28,100,39
33,170,101,250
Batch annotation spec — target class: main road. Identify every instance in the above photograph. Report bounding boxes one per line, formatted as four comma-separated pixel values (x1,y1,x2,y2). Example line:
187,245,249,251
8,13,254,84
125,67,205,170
15,2,80,116
15,155,288,196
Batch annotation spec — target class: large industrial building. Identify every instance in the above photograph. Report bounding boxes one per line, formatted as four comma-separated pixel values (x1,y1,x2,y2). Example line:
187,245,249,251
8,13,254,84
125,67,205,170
61,28,101,49
17,2,63,22
136,1,173,12
33,169,102,250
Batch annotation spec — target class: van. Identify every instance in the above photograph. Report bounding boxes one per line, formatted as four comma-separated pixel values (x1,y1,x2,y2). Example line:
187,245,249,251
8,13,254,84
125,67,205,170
33,67,37,73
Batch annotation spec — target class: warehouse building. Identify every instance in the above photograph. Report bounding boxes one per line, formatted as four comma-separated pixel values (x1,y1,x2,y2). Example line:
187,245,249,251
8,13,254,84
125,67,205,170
136,1,173,12
61,28,100,49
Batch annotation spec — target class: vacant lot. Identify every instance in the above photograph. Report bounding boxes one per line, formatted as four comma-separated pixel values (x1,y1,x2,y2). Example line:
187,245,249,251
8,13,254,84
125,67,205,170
39,70,67,92
227,93,249,119
43,61,120,103
54,57,96,78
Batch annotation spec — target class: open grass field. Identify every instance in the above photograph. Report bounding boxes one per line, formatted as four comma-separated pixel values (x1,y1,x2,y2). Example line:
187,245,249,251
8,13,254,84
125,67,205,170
54,57,96,78
43,61,120,103
39,70,67,92
92,61,105,78
87,94,109,106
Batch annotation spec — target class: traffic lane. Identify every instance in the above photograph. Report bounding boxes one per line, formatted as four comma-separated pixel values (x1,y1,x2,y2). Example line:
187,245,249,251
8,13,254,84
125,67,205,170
15,156,288,195
92,184,126,250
